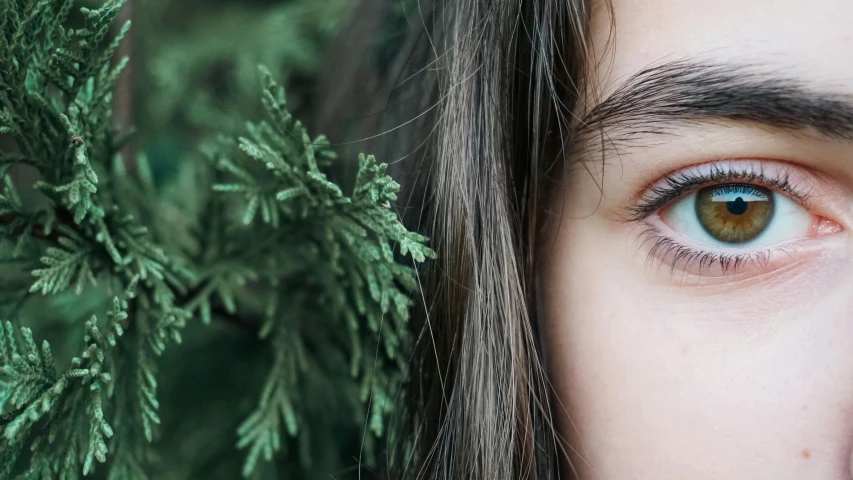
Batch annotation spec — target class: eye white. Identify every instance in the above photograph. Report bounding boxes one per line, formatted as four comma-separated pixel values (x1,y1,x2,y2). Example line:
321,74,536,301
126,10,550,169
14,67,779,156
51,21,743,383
665,188,812,248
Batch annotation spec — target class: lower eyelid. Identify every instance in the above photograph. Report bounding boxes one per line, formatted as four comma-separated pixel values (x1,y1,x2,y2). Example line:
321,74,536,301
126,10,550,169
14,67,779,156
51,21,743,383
635,217,826,280
644,211,812,255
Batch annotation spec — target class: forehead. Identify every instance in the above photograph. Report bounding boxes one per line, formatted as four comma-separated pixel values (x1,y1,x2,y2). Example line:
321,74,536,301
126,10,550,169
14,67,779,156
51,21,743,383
588,0,853,97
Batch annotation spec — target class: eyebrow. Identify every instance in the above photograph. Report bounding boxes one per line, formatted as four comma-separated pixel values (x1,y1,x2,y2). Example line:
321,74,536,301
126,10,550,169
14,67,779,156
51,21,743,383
574,60,853,154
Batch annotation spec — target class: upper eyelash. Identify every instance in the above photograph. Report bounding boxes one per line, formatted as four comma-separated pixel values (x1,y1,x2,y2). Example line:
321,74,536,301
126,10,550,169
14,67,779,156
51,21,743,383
625,162,812,221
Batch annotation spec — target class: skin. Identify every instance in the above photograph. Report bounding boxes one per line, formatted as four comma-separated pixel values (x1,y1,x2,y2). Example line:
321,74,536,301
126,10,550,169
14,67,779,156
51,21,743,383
539,0,853,478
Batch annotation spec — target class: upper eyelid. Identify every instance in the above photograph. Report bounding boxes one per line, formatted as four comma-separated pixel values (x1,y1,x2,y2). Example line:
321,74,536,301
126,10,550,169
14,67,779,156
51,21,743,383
621,161,814,222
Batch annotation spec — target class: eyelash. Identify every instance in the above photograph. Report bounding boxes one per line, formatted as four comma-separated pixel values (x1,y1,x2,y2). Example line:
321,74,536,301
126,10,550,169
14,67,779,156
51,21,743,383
628,162,813,276
634,224,801,277
627,162,812,221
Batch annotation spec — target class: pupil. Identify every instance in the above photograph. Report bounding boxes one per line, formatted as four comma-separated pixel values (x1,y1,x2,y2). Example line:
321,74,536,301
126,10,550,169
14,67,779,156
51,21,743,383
726,196,748,215
696,184,774,244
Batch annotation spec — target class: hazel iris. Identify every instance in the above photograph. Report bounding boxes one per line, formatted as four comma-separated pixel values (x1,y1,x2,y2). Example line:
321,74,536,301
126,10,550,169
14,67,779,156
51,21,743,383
695,184,775,244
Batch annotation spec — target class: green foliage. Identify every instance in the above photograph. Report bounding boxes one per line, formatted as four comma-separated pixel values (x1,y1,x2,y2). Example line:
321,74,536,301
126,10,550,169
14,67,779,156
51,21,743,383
1,281,132,479
0,1,434,478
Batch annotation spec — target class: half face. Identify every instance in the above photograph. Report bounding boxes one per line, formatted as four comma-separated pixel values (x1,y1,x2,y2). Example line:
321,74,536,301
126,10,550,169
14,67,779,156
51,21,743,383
540,0,853,478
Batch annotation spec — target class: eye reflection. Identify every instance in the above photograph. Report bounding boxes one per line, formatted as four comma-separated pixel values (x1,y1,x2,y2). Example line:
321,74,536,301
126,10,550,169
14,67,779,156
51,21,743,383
695,184,775,244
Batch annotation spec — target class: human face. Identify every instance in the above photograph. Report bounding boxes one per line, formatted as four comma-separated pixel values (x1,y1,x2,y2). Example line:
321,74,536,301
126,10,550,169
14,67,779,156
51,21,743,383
539,1,853,478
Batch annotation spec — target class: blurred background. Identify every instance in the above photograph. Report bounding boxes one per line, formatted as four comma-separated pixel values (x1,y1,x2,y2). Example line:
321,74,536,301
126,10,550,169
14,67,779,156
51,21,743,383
124,0,420,184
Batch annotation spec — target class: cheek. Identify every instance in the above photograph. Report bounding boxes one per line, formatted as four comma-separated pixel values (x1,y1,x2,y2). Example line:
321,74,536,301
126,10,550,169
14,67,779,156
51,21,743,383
540,215,853,479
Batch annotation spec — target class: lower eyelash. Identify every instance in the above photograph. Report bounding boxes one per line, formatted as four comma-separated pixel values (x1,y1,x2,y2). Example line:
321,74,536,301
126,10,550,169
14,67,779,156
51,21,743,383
636,223,797,278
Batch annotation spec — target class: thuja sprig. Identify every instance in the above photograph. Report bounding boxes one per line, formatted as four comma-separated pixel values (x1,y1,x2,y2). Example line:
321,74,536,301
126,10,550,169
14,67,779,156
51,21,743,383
0,0,435,478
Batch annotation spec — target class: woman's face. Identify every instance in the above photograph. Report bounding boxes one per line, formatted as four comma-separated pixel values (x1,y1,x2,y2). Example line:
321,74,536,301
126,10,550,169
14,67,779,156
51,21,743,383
540,0,853,478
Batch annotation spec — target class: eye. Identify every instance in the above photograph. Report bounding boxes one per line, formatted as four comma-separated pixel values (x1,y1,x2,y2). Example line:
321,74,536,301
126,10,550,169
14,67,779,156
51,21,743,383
663,183,813,248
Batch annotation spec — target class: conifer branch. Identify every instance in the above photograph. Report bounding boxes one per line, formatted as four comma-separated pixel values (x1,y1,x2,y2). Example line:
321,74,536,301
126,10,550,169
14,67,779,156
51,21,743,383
0,1,435,477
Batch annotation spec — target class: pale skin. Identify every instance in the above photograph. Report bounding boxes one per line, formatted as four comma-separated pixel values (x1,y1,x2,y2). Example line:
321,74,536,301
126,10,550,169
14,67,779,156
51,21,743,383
539,0,853,478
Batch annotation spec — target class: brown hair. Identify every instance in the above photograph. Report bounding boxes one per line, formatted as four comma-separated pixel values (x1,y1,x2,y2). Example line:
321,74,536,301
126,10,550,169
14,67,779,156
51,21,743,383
319,0,600,477
398,1,596,478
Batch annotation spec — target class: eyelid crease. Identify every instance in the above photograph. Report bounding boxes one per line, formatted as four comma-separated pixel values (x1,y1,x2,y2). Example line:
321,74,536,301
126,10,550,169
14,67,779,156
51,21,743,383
623,161,812,222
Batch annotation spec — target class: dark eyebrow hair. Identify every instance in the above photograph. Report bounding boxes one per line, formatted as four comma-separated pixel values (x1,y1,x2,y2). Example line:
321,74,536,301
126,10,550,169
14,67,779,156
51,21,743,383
574,60,853,154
